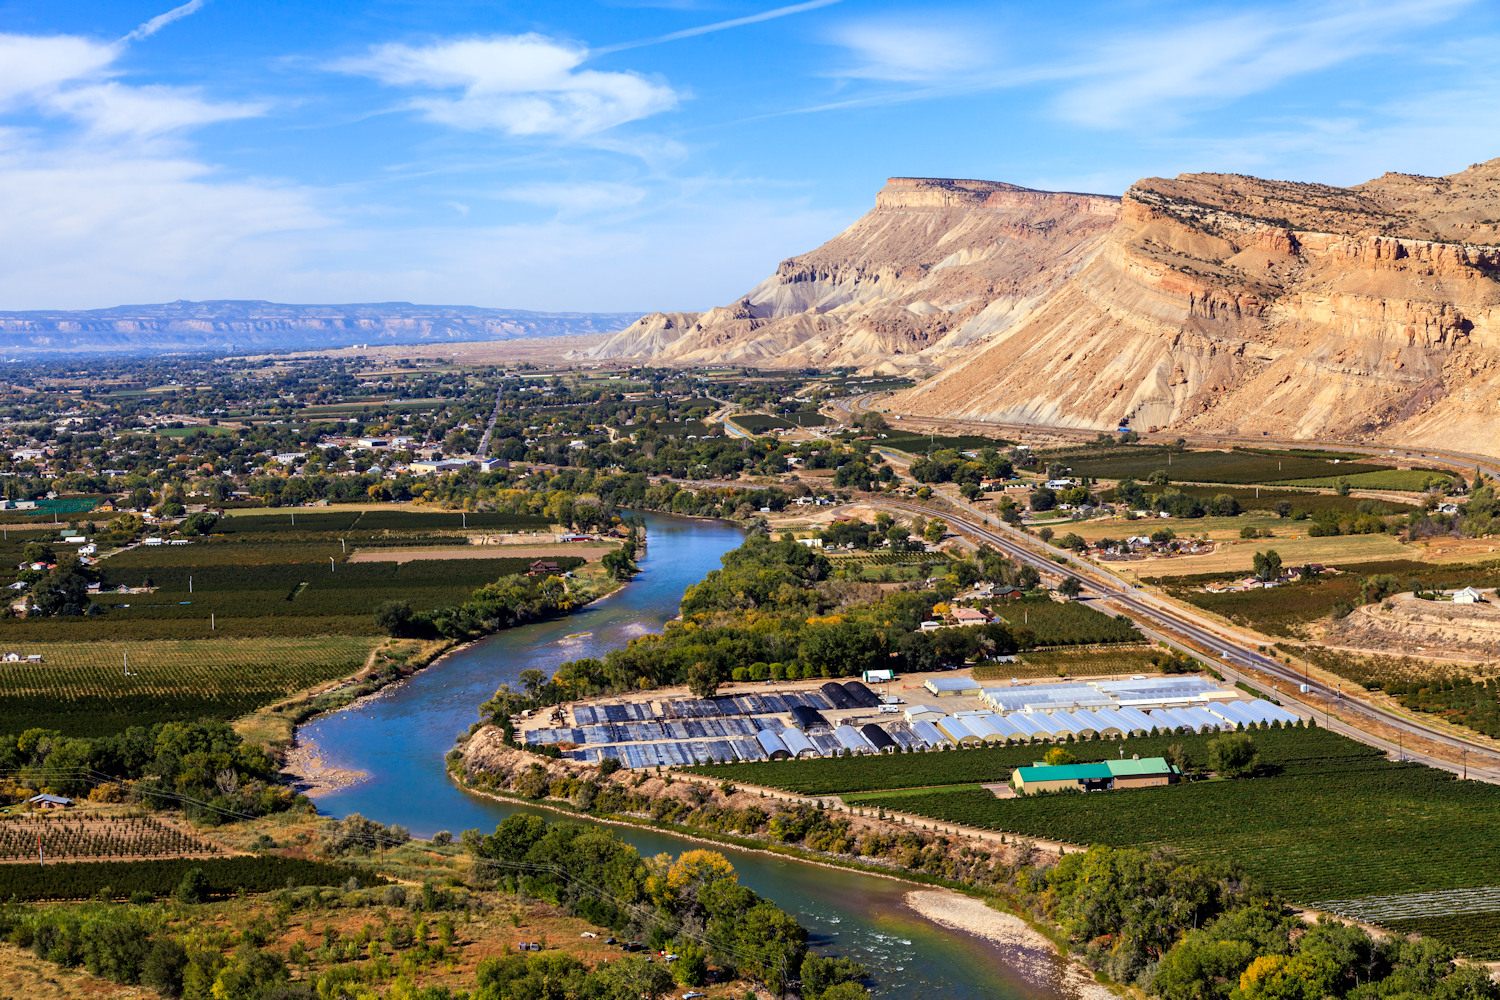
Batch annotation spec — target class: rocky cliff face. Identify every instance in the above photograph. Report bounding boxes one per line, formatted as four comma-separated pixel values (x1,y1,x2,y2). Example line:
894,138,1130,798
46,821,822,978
895,160,1500,453
575,177,1121,370
589,160,1500,454
0,300,642,356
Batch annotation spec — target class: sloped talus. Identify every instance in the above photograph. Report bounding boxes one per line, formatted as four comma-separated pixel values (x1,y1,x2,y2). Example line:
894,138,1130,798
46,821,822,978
893,160,1500,455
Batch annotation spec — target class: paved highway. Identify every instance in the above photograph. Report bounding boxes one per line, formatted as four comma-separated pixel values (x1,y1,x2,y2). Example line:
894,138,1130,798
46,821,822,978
870,494,1500,781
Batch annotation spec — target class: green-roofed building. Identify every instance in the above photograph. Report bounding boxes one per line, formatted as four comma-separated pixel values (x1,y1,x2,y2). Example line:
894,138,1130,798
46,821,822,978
1010,756,1180,796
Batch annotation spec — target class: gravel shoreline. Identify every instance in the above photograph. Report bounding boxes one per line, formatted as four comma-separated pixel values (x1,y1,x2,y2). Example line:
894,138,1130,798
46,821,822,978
904,890,1117,1000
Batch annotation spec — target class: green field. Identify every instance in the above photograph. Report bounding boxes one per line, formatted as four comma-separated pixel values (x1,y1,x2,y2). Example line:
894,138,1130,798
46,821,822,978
1054,446,1389,485
734,412,829,432
992,598,1141,646
1277,469,1454,491
875,432,1013,453
0,554,582,642
0,636,380,735
843,727,1500,956
688,729,1287,795
1122,485,1418,515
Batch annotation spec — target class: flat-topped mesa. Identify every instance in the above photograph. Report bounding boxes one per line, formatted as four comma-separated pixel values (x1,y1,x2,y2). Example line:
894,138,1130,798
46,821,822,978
876,176,1120,214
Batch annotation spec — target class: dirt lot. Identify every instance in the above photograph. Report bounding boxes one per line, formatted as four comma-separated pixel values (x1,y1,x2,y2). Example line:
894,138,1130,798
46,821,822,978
1324,590,1500,659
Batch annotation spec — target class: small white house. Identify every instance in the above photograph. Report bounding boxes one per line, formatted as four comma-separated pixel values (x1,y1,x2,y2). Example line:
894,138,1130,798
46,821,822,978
1453,587,1486,604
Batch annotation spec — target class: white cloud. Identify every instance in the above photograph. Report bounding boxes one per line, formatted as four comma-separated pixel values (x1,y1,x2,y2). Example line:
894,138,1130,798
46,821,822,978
0,34,117,106
828,20,995,83
46,82,264,138
501,181,648,216
0,31,263,140
124,0,208,43
337,35,680,138
1051,0,1471,128
0,147,329,308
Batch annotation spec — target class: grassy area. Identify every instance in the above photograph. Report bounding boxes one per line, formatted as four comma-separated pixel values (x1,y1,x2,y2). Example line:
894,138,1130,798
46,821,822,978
1278,469,1454,491
844,726,1500,956
0,636,380,735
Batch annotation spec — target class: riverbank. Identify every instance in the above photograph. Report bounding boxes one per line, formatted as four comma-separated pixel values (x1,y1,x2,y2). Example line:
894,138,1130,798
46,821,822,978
268,569,634,790
451,768,1119,1000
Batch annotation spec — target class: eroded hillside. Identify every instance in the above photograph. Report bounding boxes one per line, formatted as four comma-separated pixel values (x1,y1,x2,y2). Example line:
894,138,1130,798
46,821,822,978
897,161,1500,452
576,177,1121,370
583,160,1500,456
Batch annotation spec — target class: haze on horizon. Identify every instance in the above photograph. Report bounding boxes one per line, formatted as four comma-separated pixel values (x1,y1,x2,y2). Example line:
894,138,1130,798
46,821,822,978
1,0,1498,314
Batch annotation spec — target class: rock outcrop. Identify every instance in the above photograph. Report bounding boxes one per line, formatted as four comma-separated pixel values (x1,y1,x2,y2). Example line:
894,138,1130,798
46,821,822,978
574,177,1121,370
588,160,1500,455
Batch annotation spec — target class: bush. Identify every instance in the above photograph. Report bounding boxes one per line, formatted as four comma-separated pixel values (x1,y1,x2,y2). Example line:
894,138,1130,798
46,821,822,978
174,867,210,904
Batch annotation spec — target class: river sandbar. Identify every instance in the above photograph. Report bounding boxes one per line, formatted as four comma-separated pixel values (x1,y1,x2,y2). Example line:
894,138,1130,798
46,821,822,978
904,890,1118,1000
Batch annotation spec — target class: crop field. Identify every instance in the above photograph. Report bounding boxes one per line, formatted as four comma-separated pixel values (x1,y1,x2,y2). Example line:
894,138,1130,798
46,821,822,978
840,727,1500,956
972,645,1162,681
875,433,1013,453
653,420,711,437
1169,558,1500,637
1115,485,1418,515
733,414,794,432
0,813,220,862
0,552,585,643
992,598,1141,645
1054,446,1387,485
687,728,1285,796
215,508,551,534
1279,469,1453,491
0,635,379,734
0,855,383,901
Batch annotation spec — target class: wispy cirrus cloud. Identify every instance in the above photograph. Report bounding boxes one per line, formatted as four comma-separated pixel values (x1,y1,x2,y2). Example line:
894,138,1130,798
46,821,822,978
1050,0,1472,128
826,19,997,83
124,0,209,43
334,35,680,139
811,0,1473,130
0,30,262,140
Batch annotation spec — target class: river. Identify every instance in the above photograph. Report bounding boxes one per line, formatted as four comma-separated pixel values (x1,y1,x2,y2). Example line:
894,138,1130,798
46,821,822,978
301,512,1067,999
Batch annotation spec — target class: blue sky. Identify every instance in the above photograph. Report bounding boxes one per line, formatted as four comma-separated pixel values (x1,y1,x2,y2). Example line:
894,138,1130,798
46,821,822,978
1,0,1497,313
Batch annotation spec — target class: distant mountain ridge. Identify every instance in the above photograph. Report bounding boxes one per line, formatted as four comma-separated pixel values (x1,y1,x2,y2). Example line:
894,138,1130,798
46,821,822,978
0,300,643,356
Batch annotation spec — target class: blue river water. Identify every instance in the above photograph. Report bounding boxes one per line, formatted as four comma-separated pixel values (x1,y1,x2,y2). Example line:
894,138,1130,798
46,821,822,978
301,513,1065,999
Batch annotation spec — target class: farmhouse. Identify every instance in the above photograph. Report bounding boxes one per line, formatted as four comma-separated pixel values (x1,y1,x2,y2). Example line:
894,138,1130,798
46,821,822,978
1010,756,1180,796
27,793,73,809
528,560,561,576
1453,587,1487,604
